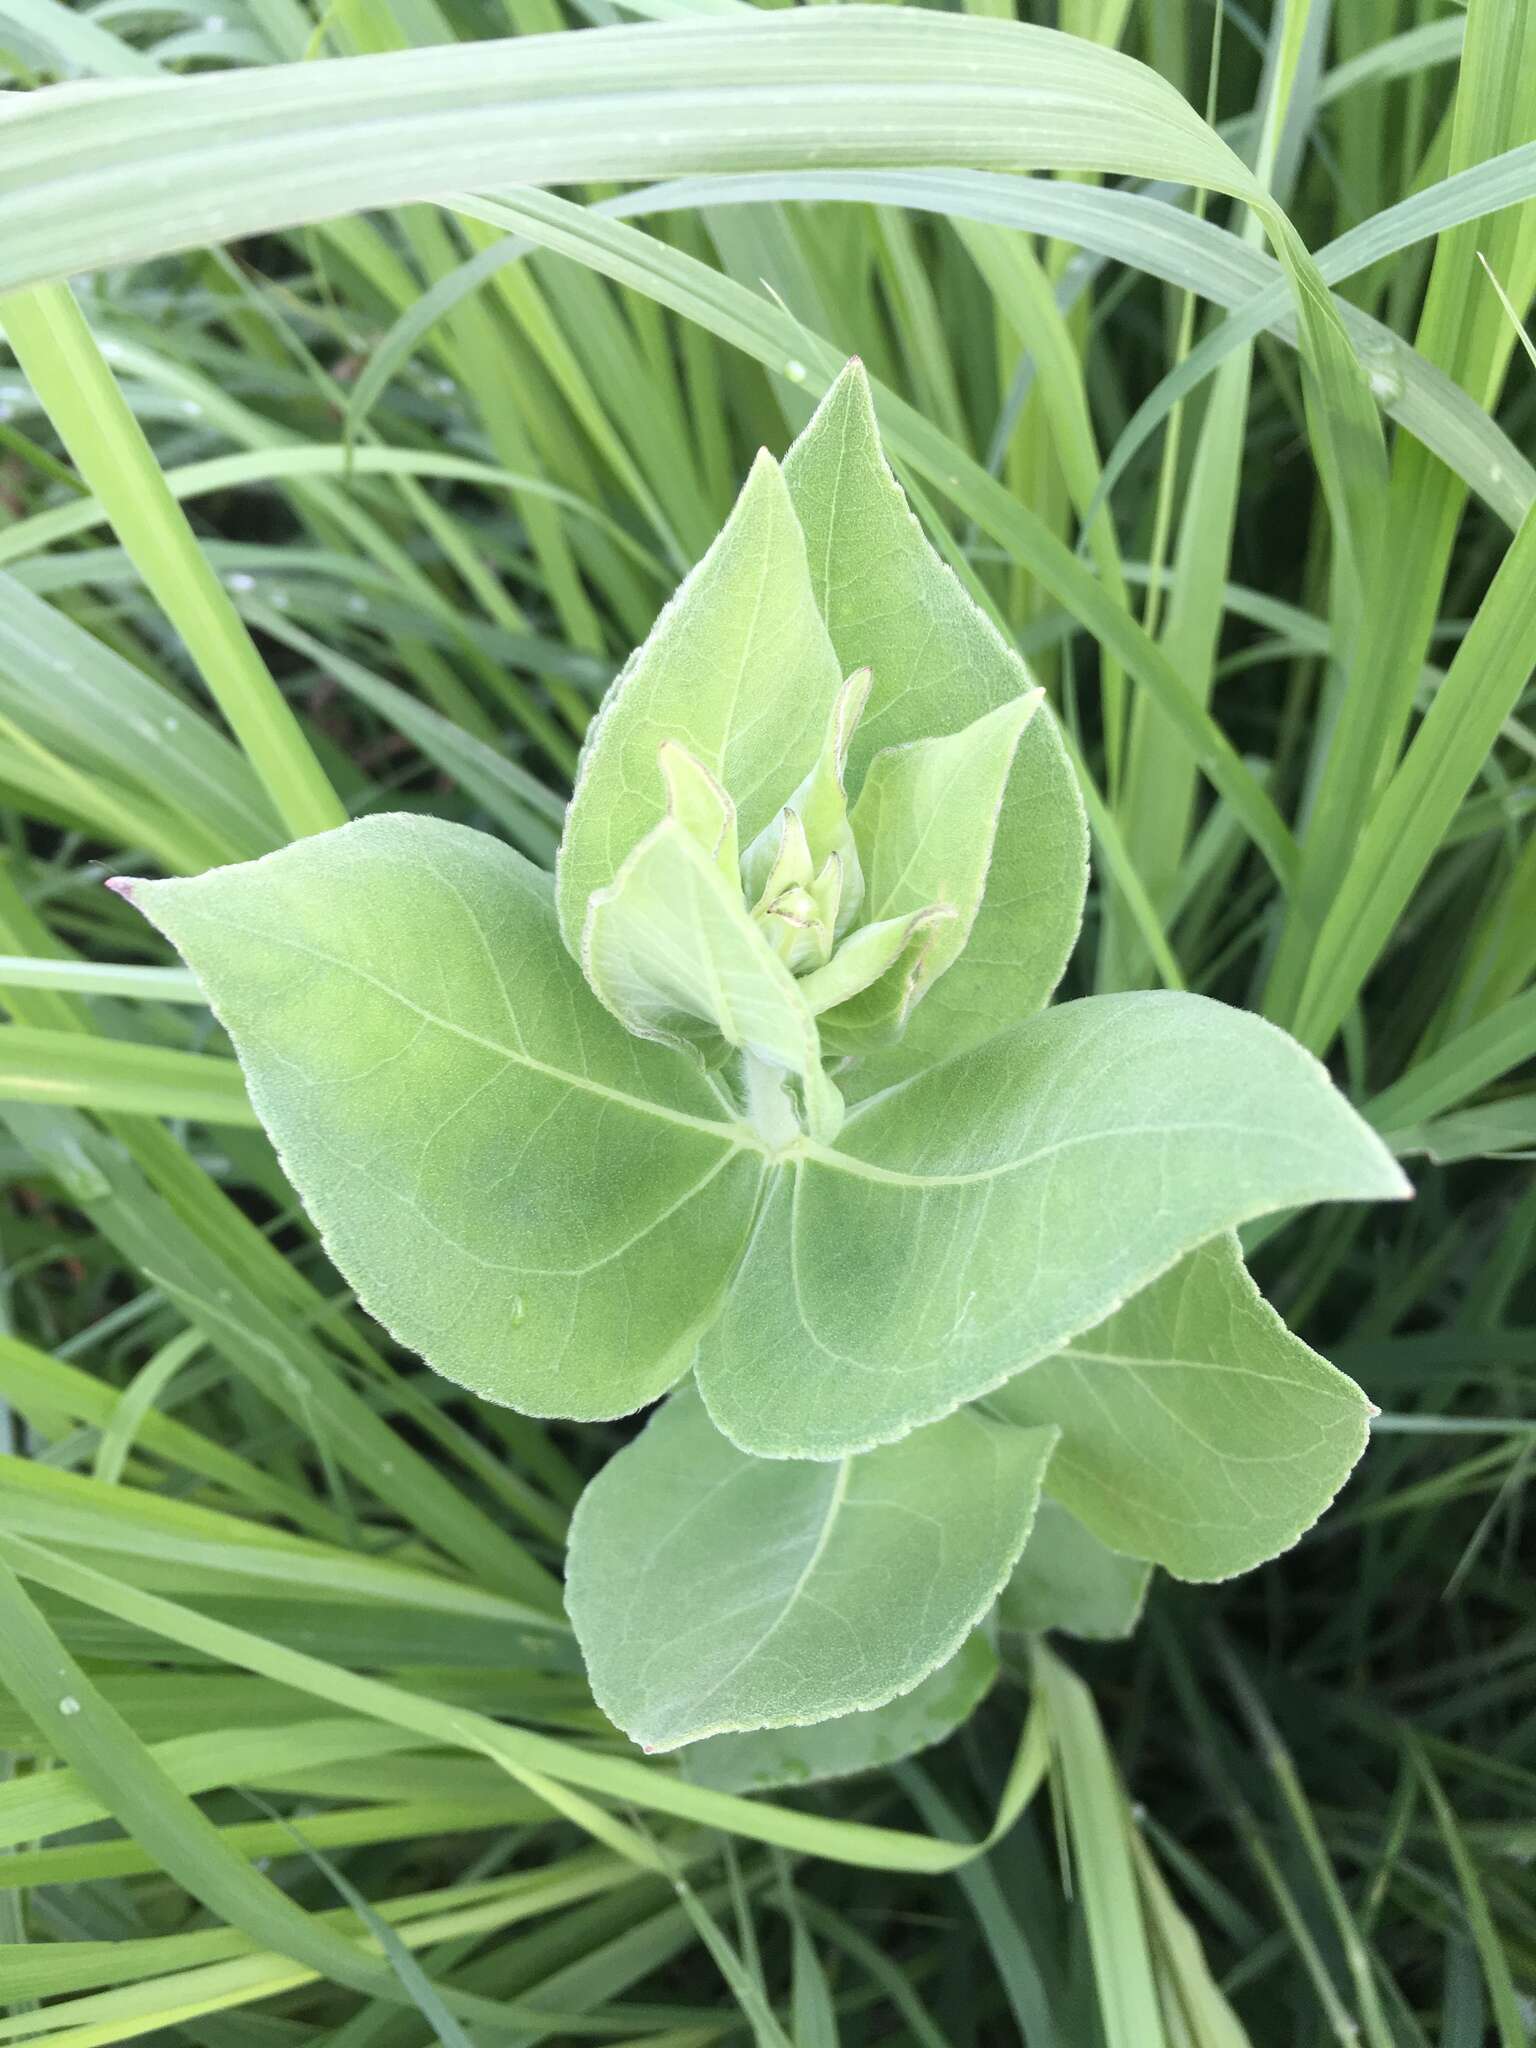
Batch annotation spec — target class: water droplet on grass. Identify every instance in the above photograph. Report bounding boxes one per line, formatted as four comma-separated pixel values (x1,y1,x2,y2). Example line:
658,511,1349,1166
58,1696,81,1717
1361,337,1406,405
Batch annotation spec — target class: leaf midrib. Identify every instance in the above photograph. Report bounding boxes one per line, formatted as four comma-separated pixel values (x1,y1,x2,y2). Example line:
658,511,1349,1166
648,1456,851,1748
178,902,754,1148
800,1116,1350,1191
170,905,1348,1202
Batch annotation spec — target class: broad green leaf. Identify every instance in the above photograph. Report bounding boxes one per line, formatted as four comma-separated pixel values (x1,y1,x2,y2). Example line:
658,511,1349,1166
565,1386,1056,1751
822,688,1042,1051
998,1500,1151,1642
581,813,844,1141
697,991,1409,1460
782,362,1087,1084
992,1234,1374,1581
556,449,842,953
120,813,763,1422
680,1633,997,1794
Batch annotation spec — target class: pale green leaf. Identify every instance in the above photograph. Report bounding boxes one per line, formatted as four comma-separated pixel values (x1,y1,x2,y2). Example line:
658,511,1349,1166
741,667,870,928
581,812,844,1141
658,738,740,882
697,992,1408,1459
811,917,947,1057
120,813,762,1422
782,361,1087,1085
822,688,1042,1050
749,805,816,915
798,906,951,1021
992,1234,1375,1581
998,1499,1151,1642
680,1633,997,1794
565,1385,1055,1751
557,448,841,951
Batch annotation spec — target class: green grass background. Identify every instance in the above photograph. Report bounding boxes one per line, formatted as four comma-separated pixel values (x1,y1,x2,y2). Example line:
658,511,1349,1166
0,0,1533,2041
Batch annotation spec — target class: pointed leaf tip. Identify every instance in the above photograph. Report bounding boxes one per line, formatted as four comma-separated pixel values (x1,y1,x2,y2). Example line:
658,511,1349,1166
105,876,140,901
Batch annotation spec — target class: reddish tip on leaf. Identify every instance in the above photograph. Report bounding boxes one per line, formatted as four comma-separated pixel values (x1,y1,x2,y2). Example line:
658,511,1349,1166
848,354,862,366
104,876,137,901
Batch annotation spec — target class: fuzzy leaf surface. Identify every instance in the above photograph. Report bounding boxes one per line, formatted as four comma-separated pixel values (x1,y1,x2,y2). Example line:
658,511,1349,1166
824,689,1041,1049
557,449,842,957
998,1499,1151,1641
698,991,1409,1459
123,814,762,1421
679,1633,997,1793
581,813,842,1138
783,362,1088,1087
992,1232,1375,1580
565,1385,1054,1751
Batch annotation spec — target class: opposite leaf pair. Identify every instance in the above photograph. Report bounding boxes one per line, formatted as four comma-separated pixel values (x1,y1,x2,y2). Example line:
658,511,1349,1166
120,361,1409,1758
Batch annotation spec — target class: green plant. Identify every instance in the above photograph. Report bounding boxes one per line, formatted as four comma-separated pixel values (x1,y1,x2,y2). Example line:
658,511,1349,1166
119,363,1405,1760
2,1,1534,2040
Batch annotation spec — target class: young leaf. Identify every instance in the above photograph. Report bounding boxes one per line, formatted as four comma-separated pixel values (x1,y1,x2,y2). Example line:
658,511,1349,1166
118,814,763,1421
783,362,1088,1081
697,991,1409,1460
742,667,871,931
990,1233,1375,1581
998,1500,1151,1642
565,1386,1055,1752
658,739,739,882
557,448,842,954
821,687,1042,1046
581,812,844,1140
680,1633,998,1794
798,906,952,1019
812,915,948,1056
